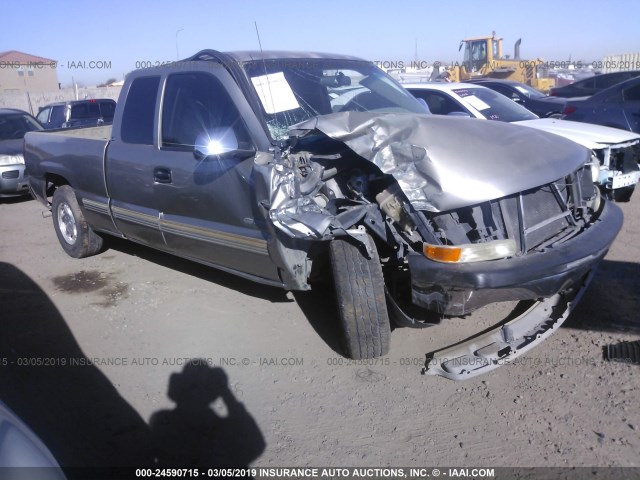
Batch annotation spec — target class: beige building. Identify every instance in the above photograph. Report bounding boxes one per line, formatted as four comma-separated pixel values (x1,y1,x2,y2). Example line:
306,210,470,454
0,50,59,94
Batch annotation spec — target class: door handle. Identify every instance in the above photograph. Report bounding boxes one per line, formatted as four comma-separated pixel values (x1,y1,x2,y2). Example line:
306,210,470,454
154,167,172,184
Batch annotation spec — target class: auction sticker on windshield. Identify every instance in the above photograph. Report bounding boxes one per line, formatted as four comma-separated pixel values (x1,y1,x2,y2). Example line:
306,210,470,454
452,89,490,111
464,95,490,111
251,72,300,114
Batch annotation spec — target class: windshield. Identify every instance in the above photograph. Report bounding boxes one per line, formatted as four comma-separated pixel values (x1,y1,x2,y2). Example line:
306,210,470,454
241,59,427,139
452,87,538,122
0,113,43,140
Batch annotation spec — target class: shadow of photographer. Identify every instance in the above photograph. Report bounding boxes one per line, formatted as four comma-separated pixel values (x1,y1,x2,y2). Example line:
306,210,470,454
0,262,265,476
151,360,265,469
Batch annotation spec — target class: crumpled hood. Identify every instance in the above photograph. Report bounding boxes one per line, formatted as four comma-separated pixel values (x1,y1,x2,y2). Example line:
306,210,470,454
514,118,640,150
289,112,589,212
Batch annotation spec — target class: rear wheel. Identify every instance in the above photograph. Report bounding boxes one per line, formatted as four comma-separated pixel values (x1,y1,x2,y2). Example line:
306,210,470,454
52,185,103,258
329,235,391,359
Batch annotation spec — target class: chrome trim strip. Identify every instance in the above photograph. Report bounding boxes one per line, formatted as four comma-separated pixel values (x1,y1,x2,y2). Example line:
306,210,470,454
82,198,110,215
111,206,158,229
108,204,268,256
160,218,268,256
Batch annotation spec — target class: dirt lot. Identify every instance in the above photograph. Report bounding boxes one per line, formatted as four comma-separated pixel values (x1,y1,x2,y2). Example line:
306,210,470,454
1,190,639,472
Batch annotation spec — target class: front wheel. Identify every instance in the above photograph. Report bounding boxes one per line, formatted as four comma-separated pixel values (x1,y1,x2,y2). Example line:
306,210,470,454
606,185,635,203
51,185,104,258
329,236,391,359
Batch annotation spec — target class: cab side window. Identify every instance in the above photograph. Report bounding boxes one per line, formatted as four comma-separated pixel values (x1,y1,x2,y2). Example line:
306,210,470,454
594,73,626,89
36,107,50,125
121,76,160,145
161,72,251,150
411,90,465,115
574,78,595,90
99,101,116,120
493,84,519,100
50,106,65,127
624,84,640,102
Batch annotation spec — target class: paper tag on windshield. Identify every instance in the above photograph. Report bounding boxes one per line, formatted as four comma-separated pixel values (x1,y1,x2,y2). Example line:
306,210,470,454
465,95,490,111
251,72,300,114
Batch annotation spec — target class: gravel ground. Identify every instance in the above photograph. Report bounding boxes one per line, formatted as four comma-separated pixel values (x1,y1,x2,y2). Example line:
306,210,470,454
0,191,638,473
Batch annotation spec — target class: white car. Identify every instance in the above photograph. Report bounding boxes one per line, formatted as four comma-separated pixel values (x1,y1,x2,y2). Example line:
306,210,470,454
0,400,65,477
404,82,640,202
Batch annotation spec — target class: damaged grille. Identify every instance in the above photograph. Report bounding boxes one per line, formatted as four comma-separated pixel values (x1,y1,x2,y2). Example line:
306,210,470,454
425,166,598,254
596,142,640,174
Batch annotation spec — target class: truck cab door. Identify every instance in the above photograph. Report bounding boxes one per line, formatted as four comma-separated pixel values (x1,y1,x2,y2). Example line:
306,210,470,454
153,69,279,282
106,75,166,247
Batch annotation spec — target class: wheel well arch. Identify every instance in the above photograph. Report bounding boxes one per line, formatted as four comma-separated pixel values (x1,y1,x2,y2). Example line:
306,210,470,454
45,173,71,202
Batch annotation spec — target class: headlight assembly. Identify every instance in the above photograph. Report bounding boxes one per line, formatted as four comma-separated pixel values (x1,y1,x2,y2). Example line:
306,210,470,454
423,239,517,263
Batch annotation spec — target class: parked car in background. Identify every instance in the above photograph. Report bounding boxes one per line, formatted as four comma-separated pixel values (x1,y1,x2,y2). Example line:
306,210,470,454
0,400,65,477
0,108,43,198
466,78,567,117
549,70,640,98
404,83,640,201
36,99,116,129
562,75,640,136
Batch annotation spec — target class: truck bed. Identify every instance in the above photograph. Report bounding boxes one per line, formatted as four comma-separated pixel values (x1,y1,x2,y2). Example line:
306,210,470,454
24,126,112,207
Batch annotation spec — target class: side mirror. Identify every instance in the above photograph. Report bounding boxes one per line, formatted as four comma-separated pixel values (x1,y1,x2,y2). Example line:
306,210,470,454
193,128,255,160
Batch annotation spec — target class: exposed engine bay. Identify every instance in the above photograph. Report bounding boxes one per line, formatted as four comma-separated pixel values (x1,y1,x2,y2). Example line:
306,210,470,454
264,112,604,321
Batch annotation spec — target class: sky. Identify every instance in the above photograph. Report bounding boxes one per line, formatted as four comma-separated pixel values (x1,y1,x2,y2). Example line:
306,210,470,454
2,0,640,86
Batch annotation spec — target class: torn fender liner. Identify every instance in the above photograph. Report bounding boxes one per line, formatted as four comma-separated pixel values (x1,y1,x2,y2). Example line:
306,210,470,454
289,112,589,212
423,270,594,380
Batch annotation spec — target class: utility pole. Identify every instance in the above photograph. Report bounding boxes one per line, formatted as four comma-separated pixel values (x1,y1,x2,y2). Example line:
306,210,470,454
176,28,184,60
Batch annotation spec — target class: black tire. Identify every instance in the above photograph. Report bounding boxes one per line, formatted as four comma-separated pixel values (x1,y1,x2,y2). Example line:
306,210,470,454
329,236,391,359
612,185,635,203
605,185,635,203
51,185,103,258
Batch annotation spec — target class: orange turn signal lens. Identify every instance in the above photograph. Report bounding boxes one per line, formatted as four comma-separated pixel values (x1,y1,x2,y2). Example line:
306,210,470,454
423,239,517,264
423,245,462,263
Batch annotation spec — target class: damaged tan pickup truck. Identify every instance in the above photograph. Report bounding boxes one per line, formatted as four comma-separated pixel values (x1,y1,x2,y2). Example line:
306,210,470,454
24,51,623,379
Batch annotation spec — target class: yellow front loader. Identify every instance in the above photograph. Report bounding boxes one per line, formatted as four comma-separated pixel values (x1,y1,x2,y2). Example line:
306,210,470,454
446,32,555,91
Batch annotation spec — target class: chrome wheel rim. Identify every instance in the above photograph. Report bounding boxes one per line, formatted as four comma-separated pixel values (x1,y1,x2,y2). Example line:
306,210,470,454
58,202,77,244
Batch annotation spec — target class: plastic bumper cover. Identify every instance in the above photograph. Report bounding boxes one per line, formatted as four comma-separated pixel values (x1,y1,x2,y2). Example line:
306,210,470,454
0,165,29,197
423,271,592,380
408,201,623,316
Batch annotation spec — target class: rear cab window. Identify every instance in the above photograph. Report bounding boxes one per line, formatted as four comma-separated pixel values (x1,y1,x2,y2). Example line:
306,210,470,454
99,101,116,120
71,101,101,119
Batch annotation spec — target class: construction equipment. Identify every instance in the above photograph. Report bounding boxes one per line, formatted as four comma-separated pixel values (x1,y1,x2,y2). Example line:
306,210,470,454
446,32,555,91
